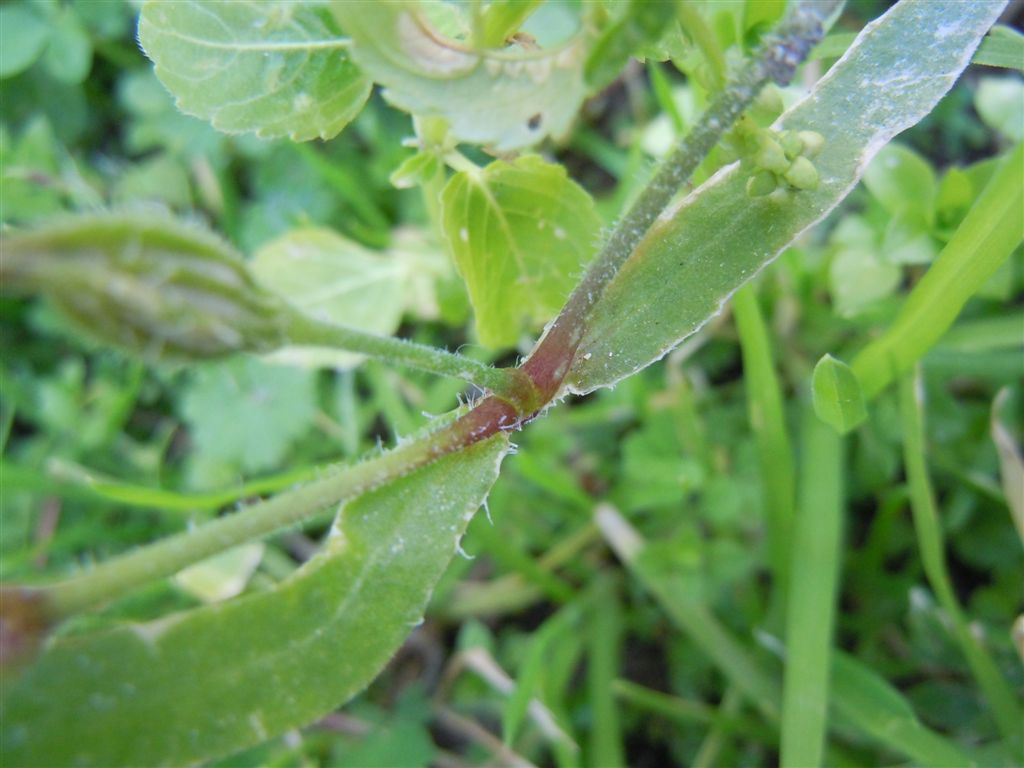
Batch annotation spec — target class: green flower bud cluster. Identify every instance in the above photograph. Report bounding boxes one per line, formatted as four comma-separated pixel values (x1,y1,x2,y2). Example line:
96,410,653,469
744,127,824,197
1,213,289,360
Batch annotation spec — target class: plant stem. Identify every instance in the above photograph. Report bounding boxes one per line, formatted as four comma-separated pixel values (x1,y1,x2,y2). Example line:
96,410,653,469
284,309,537,409
44,396,520,618
522,0,838,398
11,1,837,623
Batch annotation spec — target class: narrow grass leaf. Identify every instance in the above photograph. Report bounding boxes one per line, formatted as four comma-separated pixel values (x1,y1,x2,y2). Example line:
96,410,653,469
595,505,781,721
587,576,625,768
733,286,795,603
139,1,370,141
830,652,979,767
973,25,1024,70
1,435,508,767
780,407,844,768
567,1,1005,393
899,374,1024,756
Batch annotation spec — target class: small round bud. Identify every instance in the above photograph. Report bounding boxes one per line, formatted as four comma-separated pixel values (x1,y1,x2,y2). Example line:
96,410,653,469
746,171,778,198
780,130,805,160
754,136,789,174
797,130,825,158
784,156,820,191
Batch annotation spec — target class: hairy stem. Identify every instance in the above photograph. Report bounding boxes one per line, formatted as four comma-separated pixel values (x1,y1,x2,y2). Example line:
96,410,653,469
44,397,519,618
14,2,837,623
522,0,838,399
284,310,537,409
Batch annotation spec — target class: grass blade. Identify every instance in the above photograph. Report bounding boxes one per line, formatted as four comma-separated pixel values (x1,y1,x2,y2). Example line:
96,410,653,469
780,406,844,767
899,372,1024,758
733,285,796,608
853,142,1024,397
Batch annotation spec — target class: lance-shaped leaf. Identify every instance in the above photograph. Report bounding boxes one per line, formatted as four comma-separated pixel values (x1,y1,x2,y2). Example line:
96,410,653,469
441,155,601,348
566,0,1005,394
1,434,508,766
138,1,371,141
332,2,588,151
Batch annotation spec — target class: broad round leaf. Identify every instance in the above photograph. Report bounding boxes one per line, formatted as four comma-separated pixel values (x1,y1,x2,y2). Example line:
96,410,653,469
139,1,371,141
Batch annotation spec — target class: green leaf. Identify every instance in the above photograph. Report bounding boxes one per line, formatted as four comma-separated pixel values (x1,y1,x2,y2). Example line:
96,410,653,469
332,1,589,151
975,76,1024,141
566,1,1004,394
862,143,936,223
973,25,1024,70
852,142,1024,398
585,0,678,90
830,653,978,768
1,434,509,767
441,155,601,348
0,5,49,79
829,247,901,316
138,0,371,141
41,8,92,84
180,357,318,480
812,355,867,434
251,227,411,369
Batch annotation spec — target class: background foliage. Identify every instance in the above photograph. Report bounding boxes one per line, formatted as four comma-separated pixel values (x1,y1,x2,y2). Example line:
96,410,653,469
1,1,1022,766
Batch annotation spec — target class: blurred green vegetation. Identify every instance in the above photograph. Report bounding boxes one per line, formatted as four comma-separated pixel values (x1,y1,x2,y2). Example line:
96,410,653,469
1,1,1021,766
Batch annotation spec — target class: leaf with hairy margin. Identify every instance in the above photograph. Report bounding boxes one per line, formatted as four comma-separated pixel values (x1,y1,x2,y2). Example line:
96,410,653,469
0,434,509,767
139,1,370,141
566,0,1006,393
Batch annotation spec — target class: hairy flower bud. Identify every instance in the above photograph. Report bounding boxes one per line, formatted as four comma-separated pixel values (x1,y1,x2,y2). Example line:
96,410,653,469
1,213,288,360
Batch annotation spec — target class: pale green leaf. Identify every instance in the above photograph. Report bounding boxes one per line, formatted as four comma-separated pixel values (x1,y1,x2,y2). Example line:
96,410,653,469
863,143,936,222
1,434,508,767
332,1,589,151
812,355,867,434
829,248,901,315
251,227,410,369
567,1,1005,394
441,155,601,348
0,6,49,79
180,357,318,480
138,0,371,141
173,543,265,603
975,76,1024,141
